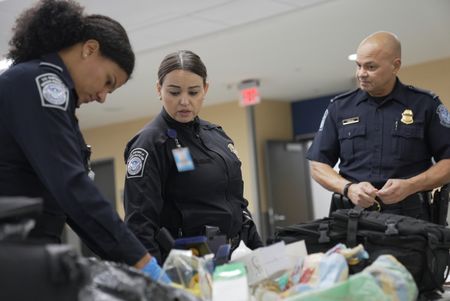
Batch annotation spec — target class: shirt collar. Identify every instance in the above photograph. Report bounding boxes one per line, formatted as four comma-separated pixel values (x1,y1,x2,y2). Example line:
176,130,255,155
354,78,409,107
161,107,200,129
41,53,75,91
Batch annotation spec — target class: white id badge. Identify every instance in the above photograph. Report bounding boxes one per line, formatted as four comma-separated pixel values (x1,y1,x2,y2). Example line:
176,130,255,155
172,147,195,172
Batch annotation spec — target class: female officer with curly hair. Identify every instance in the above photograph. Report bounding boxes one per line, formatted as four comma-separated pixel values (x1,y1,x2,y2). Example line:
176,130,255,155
0,0,168,282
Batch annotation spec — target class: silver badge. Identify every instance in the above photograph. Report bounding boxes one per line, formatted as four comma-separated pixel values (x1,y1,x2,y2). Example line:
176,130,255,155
36,73,69,111
126,148,148,178
437,104,450,128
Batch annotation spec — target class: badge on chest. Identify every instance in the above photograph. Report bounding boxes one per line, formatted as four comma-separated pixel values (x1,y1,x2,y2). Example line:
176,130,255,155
166,128,195,172
401,109,414,125
172,147,195,172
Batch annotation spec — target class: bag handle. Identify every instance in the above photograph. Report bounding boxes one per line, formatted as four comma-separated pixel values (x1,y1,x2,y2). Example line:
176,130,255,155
346,207,362,247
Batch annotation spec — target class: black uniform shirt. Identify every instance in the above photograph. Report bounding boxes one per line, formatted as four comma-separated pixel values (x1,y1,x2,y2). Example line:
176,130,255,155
307,79,450,189
124,108,248,261
0,53,146,265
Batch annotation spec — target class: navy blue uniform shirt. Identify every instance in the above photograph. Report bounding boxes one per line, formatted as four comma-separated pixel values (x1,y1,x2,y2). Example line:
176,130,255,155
307,79,450,189
0,53,146,265
124,108,251,262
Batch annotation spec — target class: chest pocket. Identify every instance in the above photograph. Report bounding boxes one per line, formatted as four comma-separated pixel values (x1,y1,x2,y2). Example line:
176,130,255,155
338,125,366,159
391,123,426,161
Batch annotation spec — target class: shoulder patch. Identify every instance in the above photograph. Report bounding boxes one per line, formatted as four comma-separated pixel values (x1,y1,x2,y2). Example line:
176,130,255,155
407,85,438,99
35,73,69,111
437,104,450,128
331,88,359,103
126,148,149,178
199,118,219,130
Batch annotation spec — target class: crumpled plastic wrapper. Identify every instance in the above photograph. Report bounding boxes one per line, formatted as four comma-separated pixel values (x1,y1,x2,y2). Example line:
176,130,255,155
363,255,418,301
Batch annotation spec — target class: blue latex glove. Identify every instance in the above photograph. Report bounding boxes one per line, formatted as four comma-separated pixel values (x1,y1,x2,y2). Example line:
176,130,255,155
142,257,172,284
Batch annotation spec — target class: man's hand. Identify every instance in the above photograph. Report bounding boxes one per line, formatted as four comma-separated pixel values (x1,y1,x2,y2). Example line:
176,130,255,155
377,179,412,204
347,181,378,208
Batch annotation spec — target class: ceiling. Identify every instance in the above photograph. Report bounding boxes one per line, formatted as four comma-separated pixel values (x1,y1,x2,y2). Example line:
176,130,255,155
1,0,450,129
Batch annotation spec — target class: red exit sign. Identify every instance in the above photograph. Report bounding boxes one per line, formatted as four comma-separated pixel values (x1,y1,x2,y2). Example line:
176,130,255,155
240,86,260,106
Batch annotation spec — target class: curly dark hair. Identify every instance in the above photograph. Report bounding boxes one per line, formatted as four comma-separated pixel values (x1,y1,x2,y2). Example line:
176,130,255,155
7,0,135,76
158,50,207,85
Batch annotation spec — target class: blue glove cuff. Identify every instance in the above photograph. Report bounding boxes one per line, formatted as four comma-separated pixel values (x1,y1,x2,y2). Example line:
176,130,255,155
142,257,171,284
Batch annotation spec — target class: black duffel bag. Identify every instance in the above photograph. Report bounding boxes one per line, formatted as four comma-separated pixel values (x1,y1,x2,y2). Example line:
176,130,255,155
273,208,450,293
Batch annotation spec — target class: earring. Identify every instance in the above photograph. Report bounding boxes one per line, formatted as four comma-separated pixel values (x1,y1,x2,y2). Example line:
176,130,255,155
83,53,87,58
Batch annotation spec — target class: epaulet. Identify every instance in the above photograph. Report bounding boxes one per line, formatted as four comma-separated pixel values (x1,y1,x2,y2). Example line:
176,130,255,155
330,88,359,103
406,85,438,100
39,62,63,73
199,119,221,130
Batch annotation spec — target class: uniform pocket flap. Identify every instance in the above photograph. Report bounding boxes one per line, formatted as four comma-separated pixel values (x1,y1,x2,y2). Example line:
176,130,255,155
392,124,424,139
338,125,366,140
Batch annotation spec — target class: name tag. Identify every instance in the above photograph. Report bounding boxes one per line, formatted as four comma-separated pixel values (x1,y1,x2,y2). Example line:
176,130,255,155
342,117,359,125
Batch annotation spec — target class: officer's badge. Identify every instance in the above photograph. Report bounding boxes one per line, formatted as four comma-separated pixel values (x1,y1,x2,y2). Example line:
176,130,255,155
400,109,414,125
228,143,240,160
126,148,148,178
437,104,450,128
36,73,69,111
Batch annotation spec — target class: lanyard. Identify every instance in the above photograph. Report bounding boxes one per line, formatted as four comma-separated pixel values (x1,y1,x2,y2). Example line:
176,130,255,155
166,128,181,148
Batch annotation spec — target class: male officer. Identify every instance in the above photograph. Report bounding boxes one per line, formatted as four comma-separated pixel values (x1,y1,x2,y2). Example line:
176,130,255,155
307,31,450,220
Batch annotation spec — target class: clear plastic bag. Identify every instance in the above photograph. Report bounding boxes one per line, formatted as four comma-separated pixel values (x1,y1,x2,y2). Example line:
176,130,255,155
163,249,213,300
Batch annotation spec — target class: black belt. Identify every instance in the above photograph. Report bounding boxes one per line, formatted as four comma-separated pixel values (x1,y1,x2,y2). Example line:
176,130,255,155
379,191,431,211
331,191,431,213
379,192,431,221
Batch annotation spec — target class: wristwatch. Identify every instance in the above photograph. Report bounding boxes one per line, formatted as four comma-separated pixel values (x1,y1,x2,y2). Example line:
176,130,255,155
343,182,354,198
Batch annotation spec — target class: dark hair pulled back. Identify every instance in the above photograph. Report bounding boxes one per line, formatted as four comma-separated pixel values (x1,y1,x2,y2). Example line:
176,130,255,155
158,50,207,85
7,0,135,76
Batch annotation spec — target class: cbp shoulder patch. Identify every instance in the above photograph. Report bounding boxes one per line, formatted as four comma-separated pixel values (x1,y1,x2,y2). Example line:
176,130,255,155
437,104,450,128
126,148,149,178
35,73,69,111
